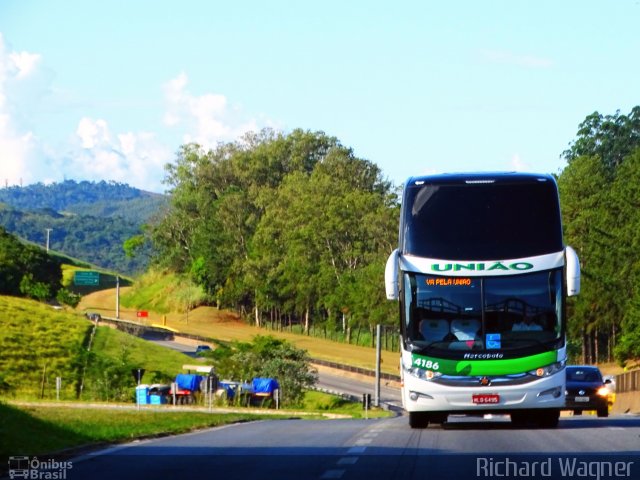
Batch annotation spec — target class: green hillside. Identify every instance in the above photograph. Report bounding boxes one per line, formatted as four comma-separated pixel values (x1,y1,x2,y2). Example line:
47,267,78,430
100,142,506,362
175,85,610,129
0,180,166,274
0,296,189,401
0,180,167,223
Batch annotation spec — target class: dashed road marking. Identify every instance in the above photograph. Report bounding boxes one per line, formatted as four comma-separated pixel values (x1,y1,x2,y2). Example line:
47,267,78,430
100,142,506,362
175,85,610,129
354,438,372,445
347,446,367,454
320,469,345,479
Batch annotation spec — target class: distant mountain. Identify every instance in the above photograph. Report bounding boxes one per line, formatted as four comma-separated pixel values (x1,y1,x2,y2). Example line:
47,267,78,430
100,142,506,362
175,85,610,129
0,179,167,224
0,180,166,274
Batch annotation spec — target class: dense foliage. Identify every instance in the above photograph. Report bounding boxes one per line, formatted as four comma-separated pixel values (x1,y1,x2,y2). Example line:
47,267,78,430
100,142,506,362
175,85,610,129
0,205,150,274
0,226,62,300
154,117,640,366
0,179,165,274
203,335,317,407
153,128,399,338
558,106,640,365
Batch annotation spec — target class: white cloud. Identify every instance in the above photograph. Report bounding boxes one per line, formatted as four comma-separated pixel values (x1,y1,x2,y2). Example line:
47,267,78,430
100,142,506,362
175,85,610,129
76,117,110,149
162,72,260,148
0,34,42,187
1,35,271,193
509,153,531,171
0,34,172,192
69,117,172,192
9,51,41,79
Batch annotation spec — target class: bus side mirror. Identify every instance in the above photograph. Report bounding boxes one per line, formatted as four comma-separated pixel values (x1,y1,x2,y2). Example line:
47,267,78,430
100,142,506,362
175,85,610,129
565,246,580,296
385,249,399,300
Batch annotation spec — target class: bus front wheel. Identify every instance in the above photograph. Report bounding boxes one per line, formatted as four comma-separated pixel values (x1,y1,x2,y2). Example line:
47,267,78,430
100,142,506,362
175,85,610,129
409,412,430,429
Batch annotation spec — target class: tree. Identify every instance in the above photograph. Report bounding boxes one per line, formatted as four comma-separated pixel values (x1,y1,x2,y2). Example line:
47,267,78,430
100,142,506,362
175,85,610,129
0,227,62,300
152,128,398,338
206,335,317,407
563,106,640,173
608,149,640,364
558,106,640,364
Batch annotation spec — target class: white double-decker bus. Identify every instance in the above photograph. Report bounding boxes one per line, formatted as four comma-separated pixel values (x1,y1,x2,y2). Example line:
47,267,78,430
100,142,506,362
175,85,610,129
385,173,580,428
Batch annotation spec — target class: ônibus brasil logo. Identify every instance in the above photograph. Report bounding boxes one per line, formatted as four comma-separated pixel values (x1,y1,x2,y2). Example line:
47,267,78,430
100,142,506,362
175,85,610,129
430,262,534,272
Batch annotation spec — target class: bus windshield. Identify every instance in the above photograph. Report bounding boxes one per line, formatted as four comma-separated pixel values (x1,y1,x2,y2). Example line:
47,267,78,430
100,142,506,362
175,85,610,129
404,270,563,353
402,181,563,260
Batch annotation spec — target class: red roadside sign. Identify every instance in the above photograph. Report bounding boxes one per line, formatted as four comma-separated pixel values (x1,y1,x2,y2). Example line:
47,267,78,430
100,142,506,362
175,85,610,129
137,311,149,318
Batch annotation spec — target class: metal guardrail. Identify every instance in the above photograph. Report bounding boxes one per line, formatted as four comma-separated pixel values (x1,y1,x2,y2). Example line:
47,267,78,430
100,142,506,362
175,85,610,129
616,369,640,394
311,358,400,382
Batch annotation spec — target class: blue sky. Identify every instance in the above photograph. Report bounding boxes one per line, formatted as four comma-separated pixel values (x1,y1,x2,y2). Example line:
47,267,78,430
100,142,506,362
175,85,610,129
0,0,638,193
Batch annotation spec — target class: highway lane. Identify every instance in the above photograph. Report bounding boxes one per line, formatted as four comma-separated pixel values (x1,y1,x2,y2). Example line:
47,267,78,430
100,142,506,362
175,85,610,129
69,414,640,480
316,368,402,408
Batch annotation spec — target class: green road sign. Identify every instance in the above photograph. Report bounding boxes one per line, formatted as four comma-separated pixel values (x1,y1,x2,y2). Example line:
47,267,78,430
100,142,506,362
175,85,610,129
74,271,100,286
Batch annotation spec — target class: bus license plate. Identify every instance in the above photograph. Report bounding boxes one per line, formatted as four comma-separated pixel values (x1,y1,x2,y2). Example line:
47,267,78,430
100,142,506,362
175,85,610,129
472,394,500,404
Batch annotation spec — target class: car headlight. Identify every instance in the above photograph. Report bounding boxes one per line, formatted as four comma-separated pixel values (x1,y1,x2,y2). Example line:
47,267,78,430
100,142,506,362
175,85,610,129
597,386,610,397
528,361,565,377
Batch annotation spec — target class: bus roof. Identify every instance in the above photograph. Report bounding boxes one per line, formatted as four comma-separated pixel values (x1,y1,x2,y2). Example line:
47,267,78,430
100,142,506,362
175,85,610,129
405,172,556,186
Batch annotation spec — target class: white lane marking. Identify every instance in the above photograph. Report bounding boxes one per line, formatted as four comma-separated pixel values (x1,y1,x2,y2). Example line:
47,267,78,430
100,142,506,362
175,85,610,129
347,446,367,454
320,469,345,479
337,457,359,465
354,438,372,445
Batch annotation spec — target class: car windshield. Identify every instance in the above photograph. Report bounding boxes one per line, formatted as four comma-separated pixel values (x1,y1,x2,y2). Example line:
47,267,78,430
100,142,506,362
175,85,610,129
404,270,563,353
567,368,603,383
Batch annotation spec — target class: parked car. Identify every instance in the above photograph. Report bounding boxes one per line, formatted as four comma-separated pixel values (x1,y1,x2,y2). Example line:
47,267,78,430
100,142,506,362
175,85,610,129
565,365,611,417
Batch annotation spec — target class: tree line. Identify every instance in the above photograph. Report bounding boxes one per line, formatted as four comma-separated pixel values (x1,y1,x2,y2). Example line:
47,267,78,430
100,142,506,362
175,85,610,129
558,106,640,365
152,129,399,342
152,109,640,366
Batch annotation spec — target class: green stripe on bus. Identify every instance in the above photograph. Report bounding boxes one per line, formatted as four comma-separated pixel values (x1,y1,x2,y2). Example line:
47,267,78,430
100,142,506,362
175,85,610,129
411,351,558,376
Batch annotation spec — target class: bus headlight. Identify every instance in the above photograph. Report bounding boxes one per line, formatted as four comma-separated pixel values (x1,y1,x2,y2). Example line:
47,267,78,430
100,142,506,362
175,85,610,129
528,361,564,377
404,364,442,381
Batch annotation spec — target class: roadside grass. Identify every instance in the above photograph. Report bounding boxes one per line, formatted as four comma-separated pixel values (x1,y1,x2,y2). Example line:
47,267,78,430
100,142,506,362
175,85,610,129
0,402,283,458
1,391,389,459
77,288,400,375
0,296,89,399
119,269,207,315
302,390,390,419
87,325,197,385
0,295,197,400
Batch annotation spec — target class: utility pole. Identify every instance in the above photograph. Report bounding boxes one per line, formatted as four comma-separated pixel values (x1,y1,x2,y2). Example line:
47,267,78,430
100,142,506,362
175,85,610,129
116,276,120,319
45,228,53,252
375,324,381,407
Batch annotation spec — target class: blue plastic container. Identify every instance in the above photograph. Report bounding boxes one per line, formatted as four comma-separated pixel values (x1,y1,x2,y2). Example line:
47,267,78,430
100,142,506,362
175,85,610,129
136,385,150,405
149,394,167,405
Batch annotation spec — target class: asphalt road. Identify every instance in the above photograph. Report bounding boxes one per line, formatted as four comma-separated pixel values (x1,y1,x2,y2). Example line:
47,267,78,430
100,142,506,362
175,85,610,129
66,414,640,480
